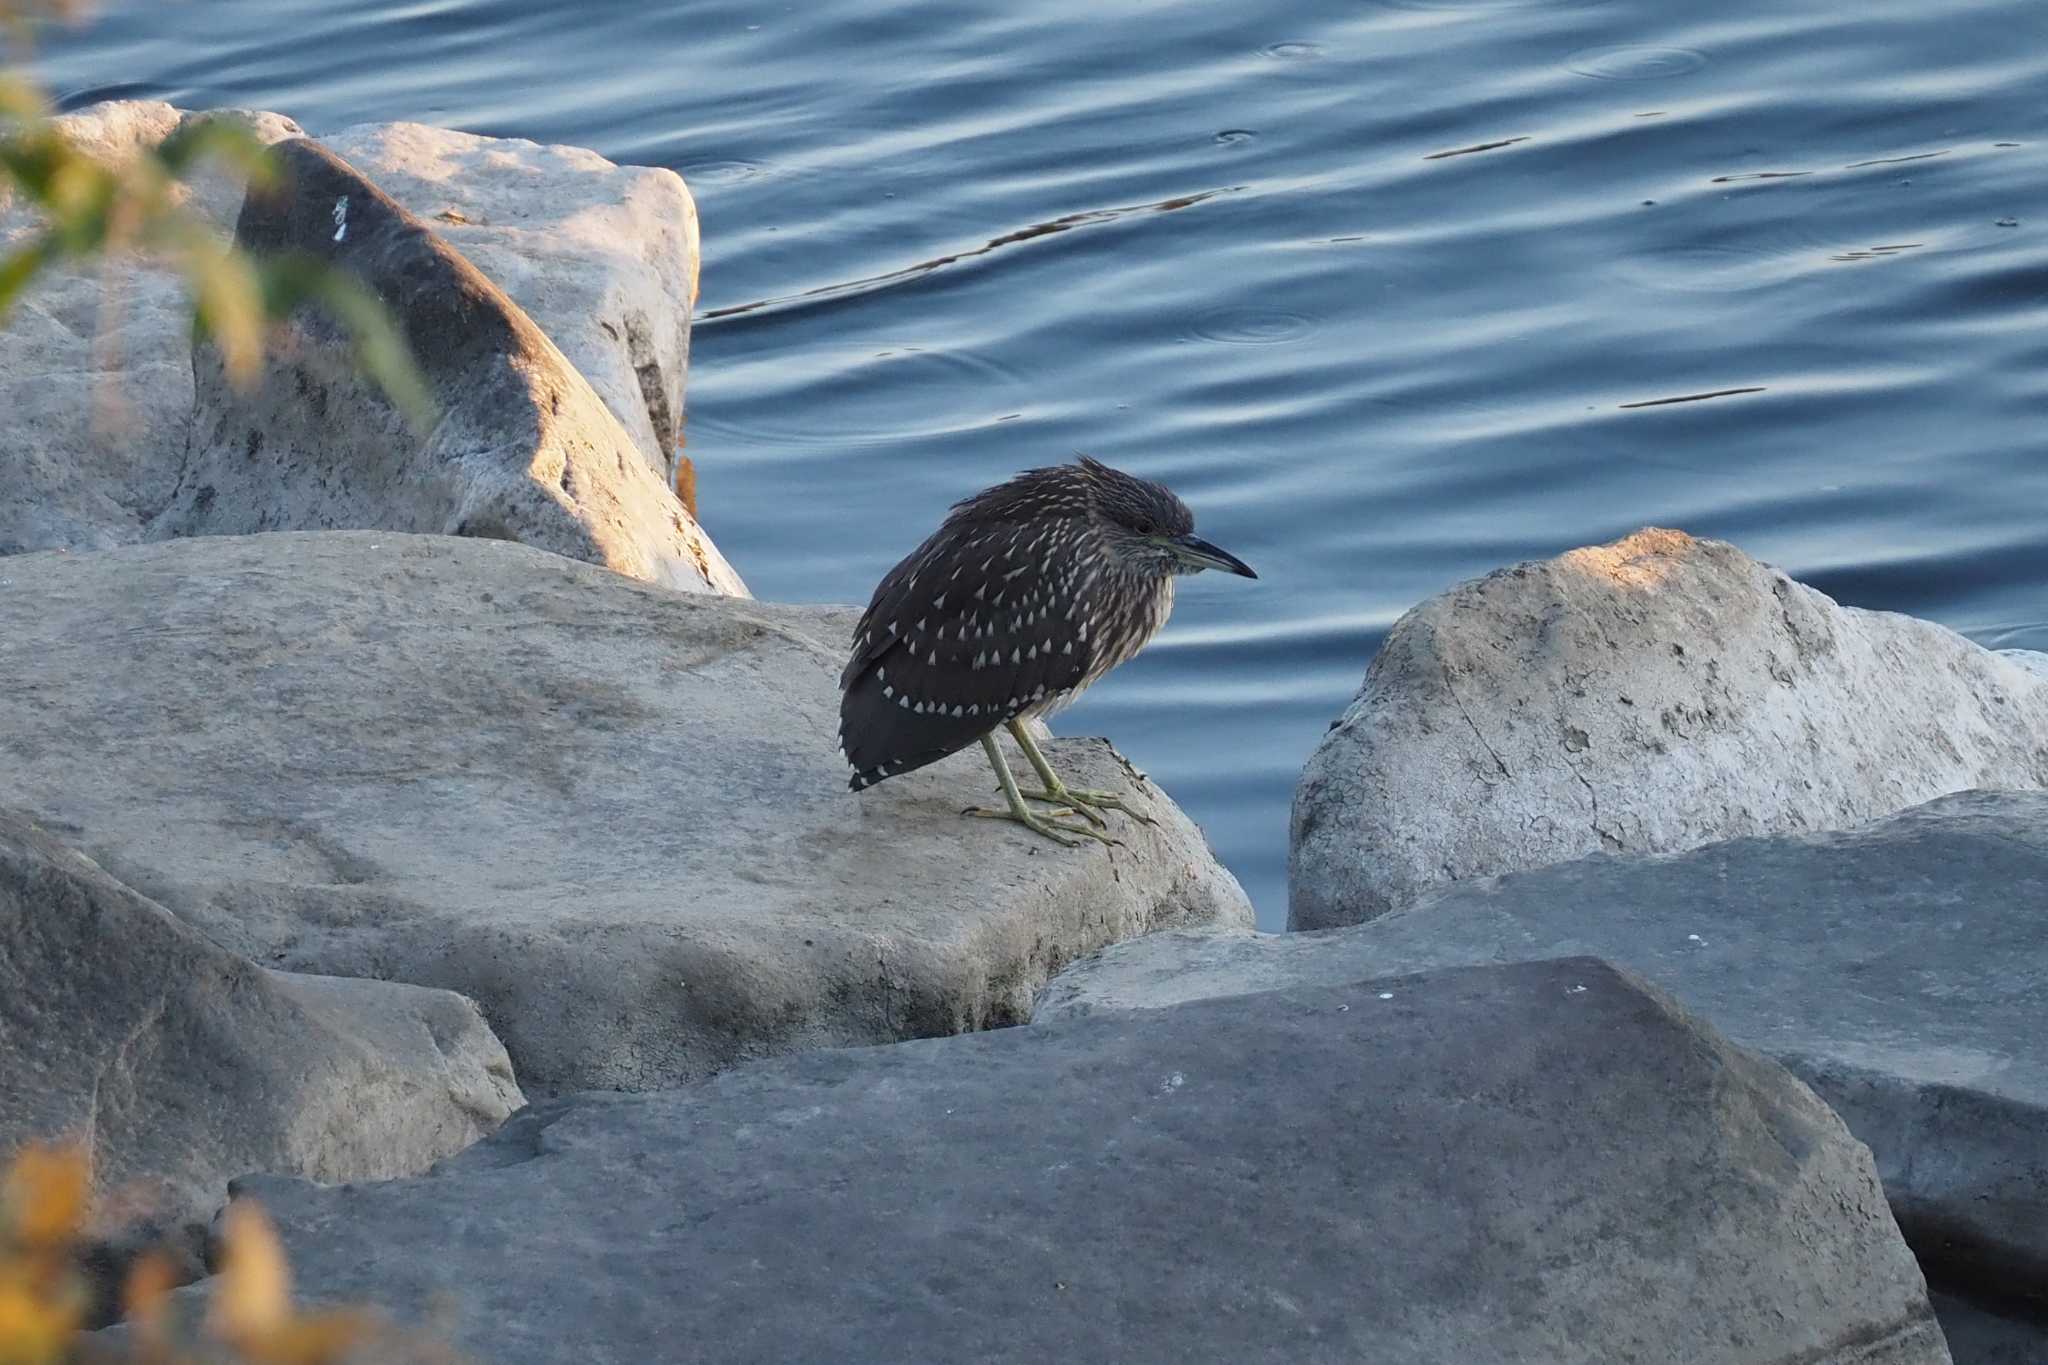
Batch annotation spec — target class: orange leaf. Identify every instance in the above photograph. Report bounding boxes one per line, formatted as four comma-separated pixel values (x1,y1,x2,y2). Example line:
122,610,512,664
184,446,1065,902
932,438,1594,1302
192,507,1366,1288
1,1145,89,1251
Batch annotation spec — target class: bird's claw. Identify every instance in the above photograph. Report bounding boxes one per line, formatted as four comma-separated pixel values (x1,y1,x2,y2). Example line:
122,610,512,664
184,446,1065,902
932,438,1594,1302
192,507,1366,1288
1020,789,1109,827
962,804,1122,848
1025,785,1157,827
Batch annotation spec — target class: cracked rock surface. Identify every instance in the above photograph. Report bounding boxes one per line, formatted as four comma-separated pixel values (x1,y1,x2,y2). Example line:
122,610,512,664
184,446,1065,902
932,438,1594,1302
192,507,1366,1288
0,532,1251,1096
177,960,1943,1364
1289,527,2048,930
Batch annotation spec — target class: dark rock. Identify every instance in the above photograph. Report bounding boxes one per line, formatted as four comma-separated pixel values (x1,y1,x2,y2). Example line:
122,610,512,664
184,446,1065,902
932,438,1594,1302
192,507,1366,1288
1052,790,2048,1300
1929,1285,2048,1365
212,960,1941,1364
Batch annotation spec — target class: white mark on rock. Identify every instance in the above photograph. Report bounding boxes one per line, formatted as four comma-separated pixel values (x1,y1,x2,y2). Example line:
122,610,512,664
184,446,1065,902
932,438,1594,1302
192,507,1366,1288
1567,984,1587,995
1377,992,1394,1000
332,195,350,242
1159,1072,1185,1094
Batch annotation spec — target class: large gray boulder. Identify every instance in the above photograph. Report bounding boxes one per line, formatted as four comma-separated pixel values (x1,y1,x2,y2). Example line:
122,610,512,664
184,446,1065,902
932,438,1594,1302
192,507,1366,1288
1051,791,2048,1306
0,807,521,1257
1291,528,2048,930
151,137,743,595
0,101,731,587
0,532,1251,1095
203,960,1943,1364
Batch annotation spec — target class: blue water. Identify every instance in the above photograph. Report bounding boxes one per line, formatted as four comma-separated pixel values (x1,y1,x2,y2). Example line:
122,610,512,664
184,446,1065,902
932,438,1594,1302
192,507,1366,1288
33,0,2048,928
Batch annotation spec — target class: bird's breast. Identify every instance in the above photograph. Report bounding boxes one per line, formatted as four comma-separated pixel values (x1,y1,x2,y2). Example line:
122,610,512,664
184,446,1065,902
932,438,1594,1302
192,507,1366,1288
1079,573,1174,690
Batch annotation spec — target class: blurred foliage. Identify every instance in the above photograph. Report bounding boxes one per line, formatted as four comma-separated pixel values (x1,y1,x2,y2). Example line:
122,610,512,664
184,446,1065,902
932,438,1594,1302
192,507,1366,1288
0,1,435,428
1,1145,466,1365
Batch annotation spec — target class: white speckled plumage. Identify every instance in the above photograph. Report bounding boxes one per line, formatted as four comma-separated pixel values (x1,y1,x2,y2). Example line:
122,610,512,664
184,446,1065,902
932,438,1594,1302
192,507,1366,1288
839,457,1204,791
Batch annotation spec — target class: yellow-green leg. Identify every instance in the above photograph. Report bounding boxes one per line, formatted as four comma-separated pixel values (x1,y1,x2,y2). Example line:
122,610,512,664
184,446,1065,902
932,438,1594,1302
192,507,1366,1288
1007,719,1155,827
962,734,1119,847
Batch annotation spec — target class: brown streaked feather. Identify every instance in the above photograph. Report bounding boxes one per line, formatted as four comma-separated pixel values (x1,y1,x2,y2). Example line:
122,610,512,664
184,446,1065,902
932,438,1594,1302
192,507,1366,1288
840,493,1111,790
839,458,1187,791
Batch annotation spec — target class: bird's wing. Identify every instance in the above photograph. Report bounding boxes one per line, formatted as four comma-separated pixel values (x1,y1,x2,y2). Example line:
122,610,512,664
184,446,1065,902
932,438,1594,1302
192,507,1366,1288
839,517,1099,789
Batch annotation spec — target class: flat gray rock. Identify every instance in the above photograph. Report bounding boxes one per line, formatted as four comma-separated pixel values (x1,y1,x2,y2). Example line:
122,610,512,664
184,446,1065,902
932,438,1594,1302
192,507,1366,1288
1051,791,2048,1298
0,807,520,1254
215,960,1944,1365
0,532,1250,1095
1291,529,2048,930
2,102,729,585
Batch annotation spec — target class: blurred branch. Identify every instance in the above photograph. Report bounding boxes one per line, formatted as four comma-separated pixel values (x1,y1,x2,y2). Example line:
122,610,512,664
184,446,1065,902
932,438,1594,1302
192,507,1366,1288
0,1,438,432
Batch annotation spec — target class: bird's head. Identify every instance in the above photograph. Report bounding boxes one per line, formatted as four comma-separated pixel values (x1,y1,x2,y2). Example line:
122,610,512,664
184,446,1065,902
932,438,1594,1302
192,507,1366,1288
1081,456,1259,581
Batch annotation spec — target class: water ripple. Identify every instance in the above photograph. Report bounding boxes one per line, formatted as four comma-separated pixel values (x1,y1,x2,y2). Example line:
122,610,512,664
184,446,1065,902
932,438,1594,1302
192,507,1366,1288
1188,308,1319,345
1566,45,1709,81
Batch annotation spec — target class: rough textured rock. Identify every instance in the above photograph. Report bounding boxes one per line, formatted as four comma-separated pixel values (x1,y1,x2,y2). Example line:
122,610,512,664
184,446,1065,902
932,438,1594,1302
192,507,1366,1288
1999,649,2048,681
0,532,1250,1095
1051,790,2048,1300
1290,528,2048,930
181,960,1945,1364
321,120,698,484
0,806,521,1248
148,137,742,595
2,101,725,580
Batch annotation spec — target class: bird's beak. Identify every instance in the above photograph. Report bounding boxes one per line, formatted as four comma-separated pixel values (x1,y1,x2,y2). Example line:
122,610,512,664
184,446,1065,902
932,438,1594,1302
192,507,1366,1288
1168,533,1258,579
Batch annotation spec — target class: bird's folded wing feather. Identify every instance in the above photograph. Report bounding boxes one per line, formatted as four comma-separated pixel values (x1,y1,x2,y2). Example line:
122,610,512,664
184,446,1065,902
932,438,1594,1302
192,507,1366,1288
840,518,1099,782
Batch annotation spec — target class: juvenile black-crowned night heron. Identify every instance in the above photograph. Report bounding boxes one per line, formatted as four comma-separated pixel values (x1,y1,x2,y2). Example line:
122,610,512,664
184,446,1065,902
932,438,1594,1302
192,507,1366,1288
839,456,1256,846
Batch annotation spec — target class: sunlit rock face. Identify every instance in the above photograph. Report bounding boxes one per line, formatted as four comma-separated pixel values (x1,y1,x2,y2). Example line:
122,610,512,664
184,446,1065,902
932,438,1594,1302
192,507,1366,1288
154,136,742,595
319,118,701,489
1290,527,2048,931
1,101,734,592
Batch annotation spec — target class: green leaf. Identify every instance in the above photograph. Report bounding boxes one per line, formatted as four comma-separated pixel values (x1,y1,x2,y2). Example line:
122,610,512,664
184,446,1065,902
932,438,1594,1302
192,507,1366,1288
155,116,275,188
0,231,52,316
0,72,48,121
186,245,266,388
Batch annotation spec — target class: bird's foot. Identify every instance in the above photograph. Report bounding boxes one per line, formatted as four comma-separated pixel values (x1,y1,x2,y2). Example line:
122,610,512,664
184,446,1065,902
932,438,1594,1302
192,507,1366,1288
1021,784,1157,828
962,803,1121,848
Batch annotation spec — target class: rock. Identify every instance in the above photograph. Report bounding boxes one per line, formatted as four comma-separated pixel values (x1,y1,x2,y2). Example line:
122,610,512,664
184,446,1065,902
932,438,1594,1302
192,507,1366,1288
0,806,521,1253
1049,790,2048,1301
1998,649,2048,681
0,532,1250,1095
1,101,730,585
1928,1287,2048,1365
148,137,743,595
197,959,1943,1364
1290,528,2048,930
0,106,307,556
321,120,698,485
